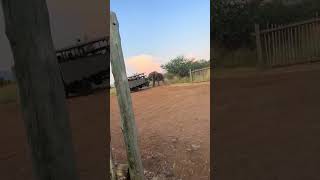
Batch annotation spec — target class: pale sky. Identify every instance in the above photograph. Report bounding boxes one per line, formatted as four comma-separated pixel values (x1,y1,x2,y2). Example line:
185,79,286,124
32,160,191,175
110,0,210,84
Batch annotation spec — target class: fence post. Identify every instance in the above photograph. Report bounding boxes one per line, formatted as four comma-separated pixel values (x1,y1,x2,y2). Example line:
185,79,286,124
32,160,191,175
1,1,78,180
110,147,117,180
189,69,192,83
11,65,20,104
110,12,145,180
255,24,265,70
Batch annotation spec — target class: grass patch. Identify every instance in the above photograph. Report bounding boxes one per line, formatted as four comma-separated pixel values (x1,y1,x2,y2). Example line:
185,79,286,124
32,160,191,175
165,76,191,84
0,84,17,104
110,87,117,96
214,47,257,68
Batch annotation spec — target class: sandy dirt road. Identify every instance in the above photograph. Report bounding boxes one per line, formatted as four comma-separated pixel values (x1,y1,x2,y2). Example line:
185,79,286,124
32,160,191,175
214,65,320,180
0,91,108,180
3,62,320,180
0,82,210,180
111,82,210,179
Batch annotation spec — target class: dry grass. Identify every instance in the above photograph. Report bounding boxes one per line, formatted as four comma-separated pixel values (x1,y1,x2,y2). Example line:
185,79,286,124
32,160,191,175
0,84,17,104
110,87,117,96
169,81,209,87
165,76,191,84
214,47,257,67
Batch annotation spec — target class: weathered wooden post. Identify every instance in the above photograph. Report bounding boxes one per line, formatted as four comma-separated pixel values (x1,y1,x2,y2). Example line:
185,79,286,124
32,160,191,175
255,24,265,70
11,65,20,104
110,11,145,180
1,1,78,180
110,147,117,180
189,69,192,83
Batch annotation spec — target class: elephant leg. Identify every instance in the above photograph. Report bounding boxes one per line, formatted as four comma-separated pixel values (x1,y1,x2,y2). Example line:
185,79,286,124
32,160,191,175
153,79,155,87
158,81,160,86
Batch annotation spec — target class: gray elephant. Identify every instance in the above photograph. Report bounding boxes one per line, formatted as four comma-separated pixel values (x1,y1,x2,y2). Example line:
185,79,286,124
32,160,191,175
148,71,165,87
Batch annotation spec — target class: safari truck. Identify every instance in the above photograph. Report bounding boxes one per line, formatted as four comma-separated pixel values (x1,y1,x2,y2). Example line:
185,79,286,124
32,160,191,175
127,73,149,91
55,37,109,97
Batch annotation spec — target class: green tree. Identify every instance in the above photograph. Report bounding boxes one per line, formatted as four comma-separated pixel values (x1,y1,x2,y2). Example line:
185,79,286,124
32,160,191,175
161,56,191,77
161,56,209,77
213,0,320,50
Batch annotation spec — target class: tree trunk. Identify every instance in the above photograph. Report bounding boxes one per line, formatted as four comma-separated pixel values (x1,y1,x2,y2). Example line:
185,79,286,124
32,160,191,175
1,1,78,180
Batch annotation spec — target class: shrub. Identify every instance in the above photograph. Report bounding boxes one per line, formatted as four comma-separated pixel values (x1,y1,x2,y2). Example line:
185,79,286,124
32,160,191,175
161,56,210,77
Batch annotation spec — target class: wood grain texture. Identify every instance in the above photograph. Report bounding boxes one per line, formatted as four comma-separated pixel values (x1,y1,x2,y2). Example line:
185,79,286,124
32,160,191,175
110,11,145,180
1,0,78,179
255,24,265,69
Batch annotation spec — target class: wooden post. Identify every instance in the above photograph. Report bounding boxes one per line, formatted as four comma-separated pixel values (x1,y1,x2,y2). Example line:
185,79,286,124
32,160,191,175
271,24,275,66
189,69,192,83
263,33,269,66
11,65,20,104
110,147,117,180
1,1,78,180
255,24,265,69
202,69,205,82
110,11,145,180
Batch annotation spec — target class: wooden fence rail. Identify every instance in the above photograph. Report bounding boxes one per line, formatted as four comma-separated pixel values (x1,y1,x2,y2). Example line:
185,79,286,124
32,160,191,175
190,67,210,82
253,16,320,68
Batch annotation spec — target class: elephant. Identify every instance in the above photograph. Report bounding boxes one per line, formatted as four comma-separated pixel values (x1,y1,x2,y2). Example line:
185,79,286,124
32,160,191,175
148,71,165,87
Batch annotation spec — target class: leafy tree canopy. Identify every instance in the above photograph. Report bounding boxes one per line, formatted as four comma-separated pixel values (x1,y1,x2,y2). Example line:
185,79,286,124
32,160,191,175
161,56,210,77
212,0,320,49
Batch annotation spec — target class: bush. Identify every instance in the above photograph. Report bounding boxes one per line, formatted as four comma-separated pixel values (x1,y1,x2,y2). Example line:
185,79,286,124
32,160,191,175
213,0,320,50
164,72,175,80
214,46,257,68
165,75,190,84
161,56,210,77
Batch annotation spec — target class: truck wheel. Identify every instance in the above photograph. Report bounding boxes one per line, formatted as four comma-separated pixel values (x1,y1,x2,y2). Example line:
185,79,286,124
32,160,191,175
131,87,138,92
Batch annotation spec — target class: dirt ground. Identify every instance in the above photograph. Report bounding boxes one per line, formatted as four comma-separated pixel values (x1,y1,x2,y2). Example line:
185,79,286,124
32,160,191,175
0,91,108,180
111,83,210,180
0,82,210,180
5,61,320,180
214,63,320,180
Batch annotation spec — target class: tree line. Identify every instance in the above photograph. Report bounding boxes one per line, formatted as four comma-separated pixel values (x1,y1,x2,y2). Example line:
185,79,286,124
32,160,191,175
161,56,210,78
212,0,320,50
